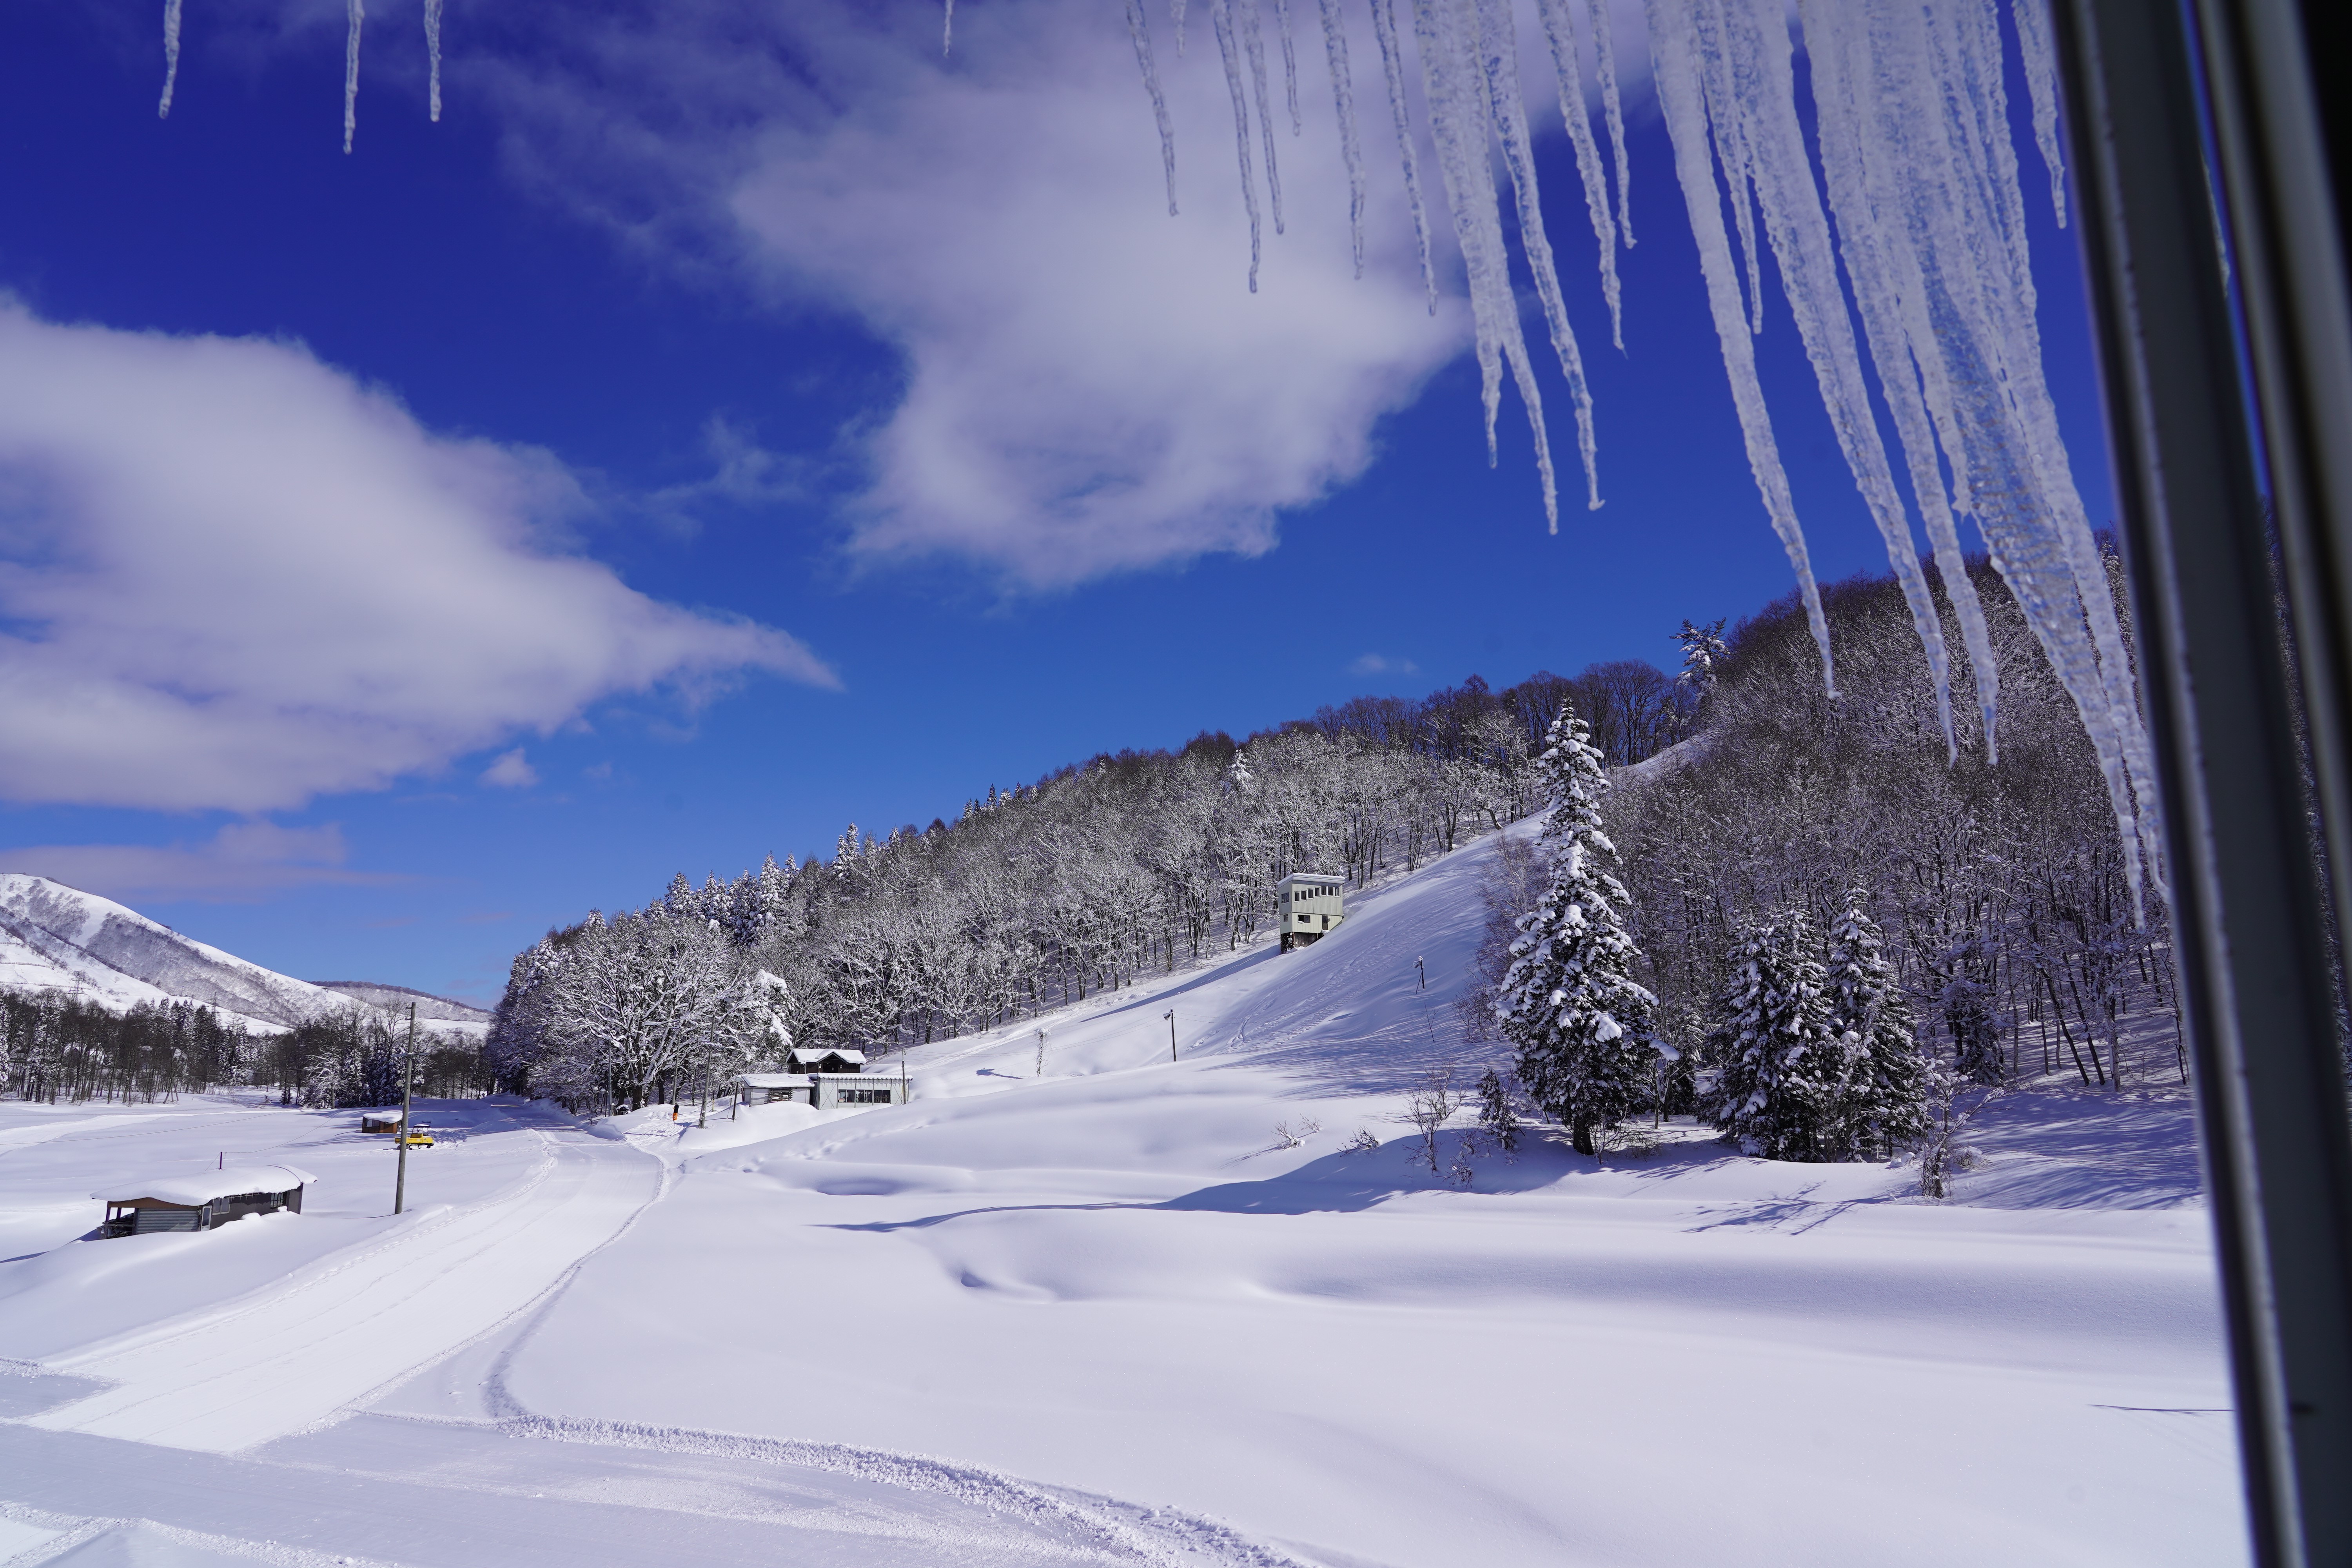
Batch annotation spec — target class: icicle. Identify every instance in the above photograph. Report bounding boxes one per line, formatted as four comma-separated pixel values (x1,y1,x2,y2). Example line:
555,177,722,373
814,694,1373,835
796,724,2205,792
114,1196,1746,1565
942,0,954,56
1719,0,1958,753
1314,0,1367,278
158,0,181,120
1809,0,2158,910
1126,0,1180,215
1802,0,2000,759
342,0,363,155
1412,0,1560,530
1471,0,1600,512
1644,0,1834,691
1532,0,1626,348
1240,0,1286,234
425,0,444,123
1368,0,1439,312
1172,0,1189,56
1587,0,1633,247
2009,0,2065,221
1688,0,1766,335
1274,0,1303,133
1209,0,1265,290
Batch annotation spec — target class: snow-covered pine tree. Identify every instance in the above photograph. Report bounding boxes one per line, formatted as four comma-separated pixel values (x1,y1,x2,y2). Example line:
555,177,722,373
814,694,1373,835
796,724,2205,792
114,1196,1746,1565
1475,1066,1521,1157
1494,704,1660,1156
1823,893,1929,1159
1704,910,1842,1161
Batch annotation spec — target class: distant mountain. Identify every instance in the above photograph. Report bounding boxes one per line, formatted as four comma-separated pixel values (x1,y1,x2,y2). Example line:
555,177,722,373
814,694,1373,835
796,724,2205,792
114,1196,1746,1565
310,980,490,1028
0,874,481,1036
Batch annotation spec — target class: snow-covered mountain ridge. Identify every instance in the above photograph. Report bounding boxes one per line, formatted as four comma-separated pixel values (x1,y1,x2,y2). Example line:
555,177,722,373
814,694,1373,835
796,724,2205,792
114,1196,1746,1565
0,873,482,1034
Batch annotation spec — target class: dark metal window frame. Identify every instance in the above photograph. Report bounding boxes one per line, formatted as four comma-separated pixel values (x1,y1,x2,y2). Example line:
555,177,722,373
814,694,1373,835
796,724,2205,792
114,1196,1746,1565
2049,2,2352,1563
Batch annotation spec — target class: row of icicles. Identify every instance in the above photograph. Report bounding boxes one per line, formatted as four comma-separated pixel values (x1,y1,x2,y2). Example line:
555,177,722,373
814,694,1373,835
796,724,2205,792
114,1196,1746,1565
141,0,2159,918
158,0,445,153
1055,0,2160,919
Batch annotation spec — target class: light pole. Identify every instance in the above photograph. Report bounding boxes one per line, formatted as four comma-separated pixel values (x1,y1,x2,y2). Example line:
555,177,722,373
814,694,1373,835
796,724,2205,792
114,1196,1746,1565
393,1002,417,1216
1163,1009,1177,1062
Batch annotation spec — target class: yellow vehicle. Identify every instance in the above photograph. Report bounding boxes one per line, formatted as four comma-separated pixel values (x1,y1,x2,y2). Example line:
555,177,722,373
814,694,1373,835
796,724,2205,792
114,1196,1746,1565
398,1129,435,1149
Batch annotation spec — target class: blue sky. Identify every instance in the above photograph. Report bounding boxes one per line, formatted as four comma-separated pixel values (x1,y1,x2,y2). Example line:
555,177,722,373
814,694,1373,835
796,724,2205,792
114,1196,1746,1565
0,0,2114,1004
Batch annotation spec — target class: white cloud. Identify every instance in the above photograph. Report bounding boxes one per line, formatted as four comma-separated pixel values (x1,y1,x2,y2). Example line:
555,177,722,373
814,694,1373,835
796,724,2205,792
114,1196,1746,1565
482,1,1467,586
0,302,836,813
1348,653,1420,677
0,821,399,904
480,748,541,789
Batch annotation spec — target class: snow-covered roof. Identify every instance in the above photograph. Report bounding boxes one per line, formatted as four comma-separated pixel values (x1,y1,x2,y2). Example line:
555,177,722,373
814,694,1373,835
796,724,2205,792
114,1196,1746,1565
95,1164,316,1206
789,1047,865,1065
742,1072,811,1088
1278,872,1345,886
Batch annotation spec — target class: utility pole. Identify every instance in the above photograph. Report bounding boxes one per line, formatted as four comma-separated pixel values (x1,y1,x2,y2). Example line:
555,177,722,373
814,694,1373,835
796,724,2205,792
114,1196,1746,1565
1163,1009,1177,1062
393,1002,417,1216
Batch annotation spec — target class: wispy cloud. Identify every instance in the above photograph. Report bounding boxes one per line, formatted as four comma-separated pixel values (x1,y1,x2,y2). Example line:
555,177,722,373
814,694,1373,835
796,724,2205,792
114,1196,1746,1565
0,301,838,814
481,0,1464,587
1348,653,1420,677
480,748,541,789
0,822,402,904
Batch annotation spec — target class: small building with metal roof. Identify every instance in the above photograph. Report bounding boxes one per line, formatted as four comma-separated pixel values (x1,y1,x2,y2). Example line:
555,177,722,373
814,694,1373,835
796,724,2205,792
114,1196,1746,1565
93,1164,314,1239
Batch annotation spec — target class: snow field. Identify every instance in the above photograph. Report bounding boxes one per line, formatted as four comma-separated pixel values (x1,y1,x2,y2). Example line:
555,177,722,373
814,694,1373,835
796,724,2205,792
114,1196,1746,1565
0,831,2247,1564
370,831,2245,1567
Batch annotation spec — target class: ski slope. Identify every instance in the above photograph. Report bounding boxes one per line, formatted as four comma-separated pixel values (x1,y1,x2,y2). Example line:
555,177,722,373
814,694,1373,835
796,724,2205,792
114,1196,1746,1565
0,831,2247,1565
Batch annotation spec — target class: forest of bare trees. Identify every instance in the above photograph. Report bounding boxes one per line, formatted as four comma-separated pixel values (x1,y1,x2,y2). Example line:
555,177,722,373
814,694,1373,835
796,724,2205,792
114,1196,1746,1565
1605,555,2183,1092
488,663,1692,1107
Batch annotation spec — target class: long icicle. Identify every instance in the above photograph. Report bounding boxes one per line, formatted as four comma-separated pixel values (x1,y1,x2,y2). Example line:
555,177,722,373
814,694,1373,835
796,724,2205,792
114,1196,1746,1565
1209,0,1265,290
1802,0,2002,760
1587,0,1633,246
1722,0,1958,753
1314,0,1367,277
1644,0,1835,693
1413,0,1560,528
1240,0,1286,233
1689,0,1766,335
1172,0,1189,56
2009,0,2065,221
342,0,363,154
1471,0,1600,513
1126,0,1180,215
158,0,182,120
425,0,444,122
1532,0,1626,347
1273,0,1303,132
1368,0,1439,312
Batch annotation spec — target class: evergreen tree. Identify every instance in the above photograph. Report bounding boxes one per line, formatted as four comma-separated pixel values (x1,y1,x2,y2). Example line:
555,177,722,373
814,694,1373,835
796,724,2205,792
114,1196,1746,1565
1823,893,1929,1158
1494,705,1659,1155
1475,1066,1521,1157
1704,910,1842,1160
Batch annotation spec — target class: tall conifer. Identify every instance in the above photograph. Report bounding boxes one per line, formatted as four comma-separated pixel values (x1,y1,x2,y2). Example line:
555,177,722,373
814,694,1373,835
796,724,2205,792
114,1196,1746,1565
1705,911,1841,1160
1824,894,1930,1158
1495,705,1659,1155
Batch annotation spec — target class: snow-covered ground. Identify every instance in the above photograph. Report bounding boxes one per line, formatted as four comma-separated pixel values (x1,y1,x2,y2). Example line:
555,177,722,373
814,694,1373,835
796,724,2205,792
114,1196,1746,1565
0,833,2246,1565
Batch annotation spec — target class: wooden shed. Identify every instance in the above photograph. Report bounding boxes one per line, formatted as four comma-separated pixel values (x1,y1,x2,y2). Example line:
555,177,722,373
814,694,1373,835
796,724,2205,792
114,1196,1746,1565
1277,872,1347,951
93,1164,315,1239
359,1110,405,1134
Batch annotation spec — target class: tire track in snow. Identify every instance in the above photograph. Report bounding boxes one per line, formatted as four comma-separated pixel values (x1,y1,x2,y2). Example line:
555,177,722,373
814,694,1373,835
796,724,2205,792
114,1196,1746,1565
476,1415,1324,1568
23,1127,661,1452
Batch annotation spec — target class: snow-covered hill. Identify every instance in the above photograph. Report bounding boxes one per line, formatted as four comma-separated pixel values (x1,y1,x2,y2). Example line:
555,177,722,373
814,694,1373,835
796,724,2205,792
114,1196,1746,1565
311,980,491,1029
0,873,481,1034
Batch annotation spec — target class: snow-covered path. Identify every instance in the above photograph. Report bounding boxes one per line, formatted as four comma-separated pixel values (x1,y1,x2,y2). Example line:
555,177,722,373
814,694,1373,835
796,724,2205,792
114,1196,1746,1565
24,1106,660,1453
